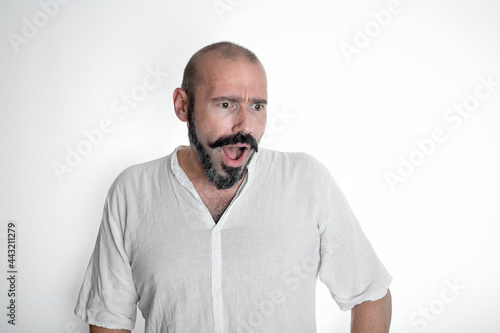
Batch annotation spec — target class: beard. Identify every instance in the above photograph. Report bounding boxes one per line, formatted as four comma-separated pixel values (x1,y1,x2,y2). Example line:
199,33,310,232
187,99,259,190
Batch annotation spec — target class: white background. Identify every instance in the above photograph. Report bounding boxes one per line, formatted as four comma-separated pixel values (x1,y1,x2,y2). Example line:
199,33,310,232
1,0,499,332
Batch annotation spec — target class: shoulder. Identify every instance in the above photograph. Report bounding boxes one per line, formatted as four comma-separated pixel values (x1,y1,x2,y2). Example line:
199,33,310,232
108,154,171,198
257,148,331,175
117,154,169,180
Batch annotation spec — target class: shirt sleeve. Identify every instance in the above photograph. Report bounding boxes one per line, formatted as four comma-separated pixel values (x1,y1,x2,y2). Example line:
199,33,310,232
74,183,139,330
317,168,392,311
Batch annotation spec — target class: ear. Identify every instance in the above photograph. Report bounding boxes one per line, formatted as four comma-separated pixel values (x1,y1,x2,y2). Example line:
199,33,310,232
173,88,190,122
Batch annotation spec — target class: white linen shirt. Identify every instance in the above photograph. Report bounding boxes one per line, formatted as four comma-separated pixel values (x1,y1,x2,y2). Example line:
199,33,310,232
74,147,392,332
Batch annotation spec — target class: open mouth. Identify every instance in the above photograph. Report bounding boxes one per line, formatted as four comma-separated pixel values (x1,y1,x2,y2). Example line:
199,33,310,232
222,146,246,160
221,144,249,167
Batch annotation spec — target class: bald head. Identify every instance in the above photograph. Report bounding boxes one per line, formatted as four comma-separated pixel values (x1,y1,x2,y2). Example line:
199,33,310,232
181,42,262,101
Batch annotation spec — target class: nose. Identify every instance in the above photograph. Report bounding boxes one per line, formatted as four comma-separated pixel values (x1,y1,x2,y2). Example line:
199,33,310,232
233,107,253,134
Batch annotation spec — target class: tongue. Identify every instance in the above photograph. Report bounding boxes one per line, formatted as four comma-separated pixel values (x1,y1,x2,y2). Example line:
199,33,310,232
223,147,239,160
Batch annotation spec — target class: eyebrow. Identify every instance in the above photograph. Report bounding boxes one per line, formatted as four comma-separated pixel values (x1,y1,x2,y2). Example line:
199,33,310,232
211,96,268,105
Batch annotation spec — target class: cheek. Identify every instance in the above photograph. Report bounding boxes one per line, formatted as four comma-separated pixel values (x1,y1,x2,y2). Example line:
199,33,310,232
196,116,222,139
254,114,267,140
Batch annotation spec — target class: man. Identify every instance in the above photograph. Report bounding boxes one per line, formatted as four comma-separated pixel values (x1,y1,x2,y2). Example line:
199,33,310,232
75,41,392,333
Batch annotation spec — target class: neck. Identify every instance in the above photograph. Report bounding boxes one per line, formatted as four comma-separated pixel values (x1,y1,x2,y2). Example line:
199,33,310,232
177,145,206,183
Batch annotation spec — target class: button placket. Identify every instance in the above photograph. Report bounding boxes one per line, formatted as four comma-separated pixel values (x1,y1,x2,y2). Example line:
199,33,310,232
211,228,224,332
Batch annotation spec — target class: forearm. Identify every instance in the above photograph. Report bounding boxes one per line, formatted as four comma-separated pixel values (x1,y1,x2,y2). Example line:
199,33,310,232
350,289,392,333
89,325,130,333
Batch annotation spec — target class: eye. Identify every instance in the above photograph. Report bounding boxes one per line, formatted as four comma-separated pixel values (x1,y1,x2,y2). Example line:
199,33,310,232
251,104,265,111
219,102,233,109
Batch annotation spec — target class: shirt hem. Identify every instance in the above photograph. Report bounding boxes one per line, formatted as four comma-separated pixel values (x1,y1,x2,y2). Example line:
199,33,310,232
337,275,393,312
74,308,135,331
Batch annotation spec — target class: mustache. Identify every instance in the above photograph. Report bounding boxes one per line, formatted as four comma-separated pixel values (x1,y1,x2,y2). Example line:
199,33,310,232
208,132,259,152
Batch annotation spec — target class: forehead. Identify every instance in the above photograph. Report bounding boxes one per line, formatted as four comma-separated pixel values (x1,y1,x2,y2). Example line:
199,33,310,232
195,53,267,99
